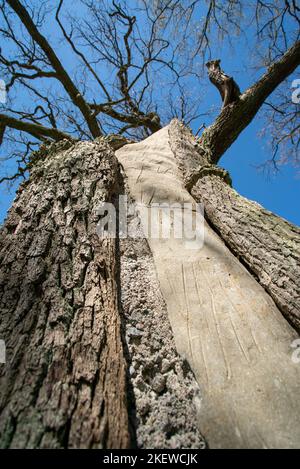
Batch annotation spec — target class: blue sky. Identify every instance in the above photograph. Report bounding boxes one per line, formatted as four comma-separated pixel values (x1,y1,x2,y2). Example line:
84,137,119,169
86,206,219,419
0,1,299,226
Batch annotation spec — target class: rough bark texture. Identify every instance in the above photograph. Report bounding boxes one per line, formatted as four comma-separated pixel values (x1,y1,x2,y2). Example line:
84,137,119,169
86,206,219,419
1,119,300,449
169,121,300,331
0,139,130,448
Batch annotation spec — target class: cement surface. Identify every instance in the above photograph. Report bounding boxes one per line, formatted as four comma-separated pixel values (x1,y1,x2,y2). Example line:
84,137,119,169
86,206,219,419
116,125,300,448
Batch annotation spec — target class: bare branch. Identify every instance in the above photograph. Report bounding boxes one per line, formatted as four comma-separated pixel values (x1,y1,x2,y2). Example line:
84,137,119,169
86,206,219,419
201,40,300,163
6,0,102,138
0,113,74,142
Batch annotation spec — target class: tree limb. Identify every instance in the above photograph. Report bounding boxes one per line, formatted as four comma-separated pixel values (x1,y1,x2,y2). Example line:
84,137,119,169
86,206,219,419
6,0,102,138
0,113,73,142
200,40,300,164
90,104,161,133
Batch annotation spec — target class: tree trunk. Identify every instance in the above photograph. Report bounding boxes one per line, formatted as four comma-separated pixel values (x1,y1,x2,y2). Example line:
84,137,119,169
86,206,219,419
1,120,300,449
0,139,130,448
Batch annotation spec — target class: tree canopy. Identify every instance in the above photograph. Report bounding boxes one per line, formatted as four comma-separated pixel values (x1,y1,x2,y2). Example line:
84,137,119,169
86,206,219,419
0,0,299,183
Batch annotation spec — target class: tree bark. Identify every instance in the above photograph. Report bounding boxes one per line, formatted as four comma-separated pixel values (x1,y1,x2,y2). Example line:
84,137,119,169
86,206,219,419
1,120,300,449
0,139,130,448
